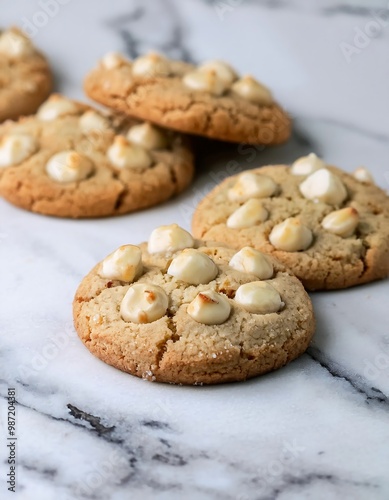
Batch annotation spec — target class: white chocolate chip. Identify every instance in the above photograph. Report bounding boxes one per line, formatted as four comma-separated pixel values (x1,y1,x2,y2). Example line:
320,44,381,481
127,123,168,150
101,51,129,70
79,110,110,133
228,172,278,202
167,249,218,285
299,168,347,206
132,52,171,78
0,30,33,58
353,167,374,184
321,207,359,237
0,134,37,168
92,314,103,325
291,153,326,176
227,199,268,229
231,75,273,105
198,60,237,85
107,136,152,170
235,281,283,314
37,96,79,122
229,247,273,280
99,245,143,282
120,283,168,323
269,218,313,252
187,290,231,325
183,69,228,96
46,150,93,183
148,224,194,254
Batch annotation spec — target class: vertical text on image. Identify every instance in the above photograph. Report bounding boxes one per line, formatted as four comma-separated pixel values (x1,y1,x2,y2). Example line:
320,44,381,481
5,388,17,493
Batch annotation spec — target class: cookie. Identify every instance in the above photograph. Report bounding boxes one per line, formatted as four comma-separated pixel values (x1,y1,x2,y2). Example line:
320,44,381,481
84,52,291,145
0,27,52,122
73,224,315,385
0,94,194,218
192,154,389,290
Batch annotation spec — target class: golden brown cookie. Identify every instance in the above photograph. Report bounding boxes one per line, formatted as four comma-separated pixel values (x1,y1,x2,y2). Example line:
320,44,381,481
84,52,291,145
192,154,389,290
0,27,52,122
73,224,315,385
0,94,194,218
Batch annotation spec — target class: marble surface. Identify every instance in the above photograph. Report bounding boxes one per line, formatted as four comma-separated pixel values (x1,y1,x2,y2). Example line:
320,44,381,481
1,1,389,499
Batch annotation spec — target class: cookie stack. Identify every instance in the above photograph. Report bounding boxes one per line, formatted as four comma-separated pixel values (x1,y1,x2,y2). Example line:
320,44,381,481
2,27,388,385
0,42,290,218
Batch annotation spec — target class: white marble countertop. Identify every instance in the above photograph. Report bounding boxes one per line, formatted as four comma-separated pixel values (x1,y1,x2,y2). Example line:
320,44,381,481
1,1,389,499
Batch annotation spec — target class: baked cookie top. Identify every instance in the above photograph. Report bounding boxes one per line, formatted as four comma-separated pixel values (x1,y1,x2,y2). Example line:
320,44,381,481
0,94,194,218
0,27,52,122
84,51,291,145
73,224,315,385
192,154,389,290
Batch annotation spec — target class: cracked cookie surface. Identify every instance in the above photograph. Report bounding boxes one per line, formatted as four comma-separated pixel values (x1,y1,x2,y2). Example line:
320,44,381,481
73,232,315,385
192,162,389,290
84,53,291,145
0,95,194,218
0,27,52,122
